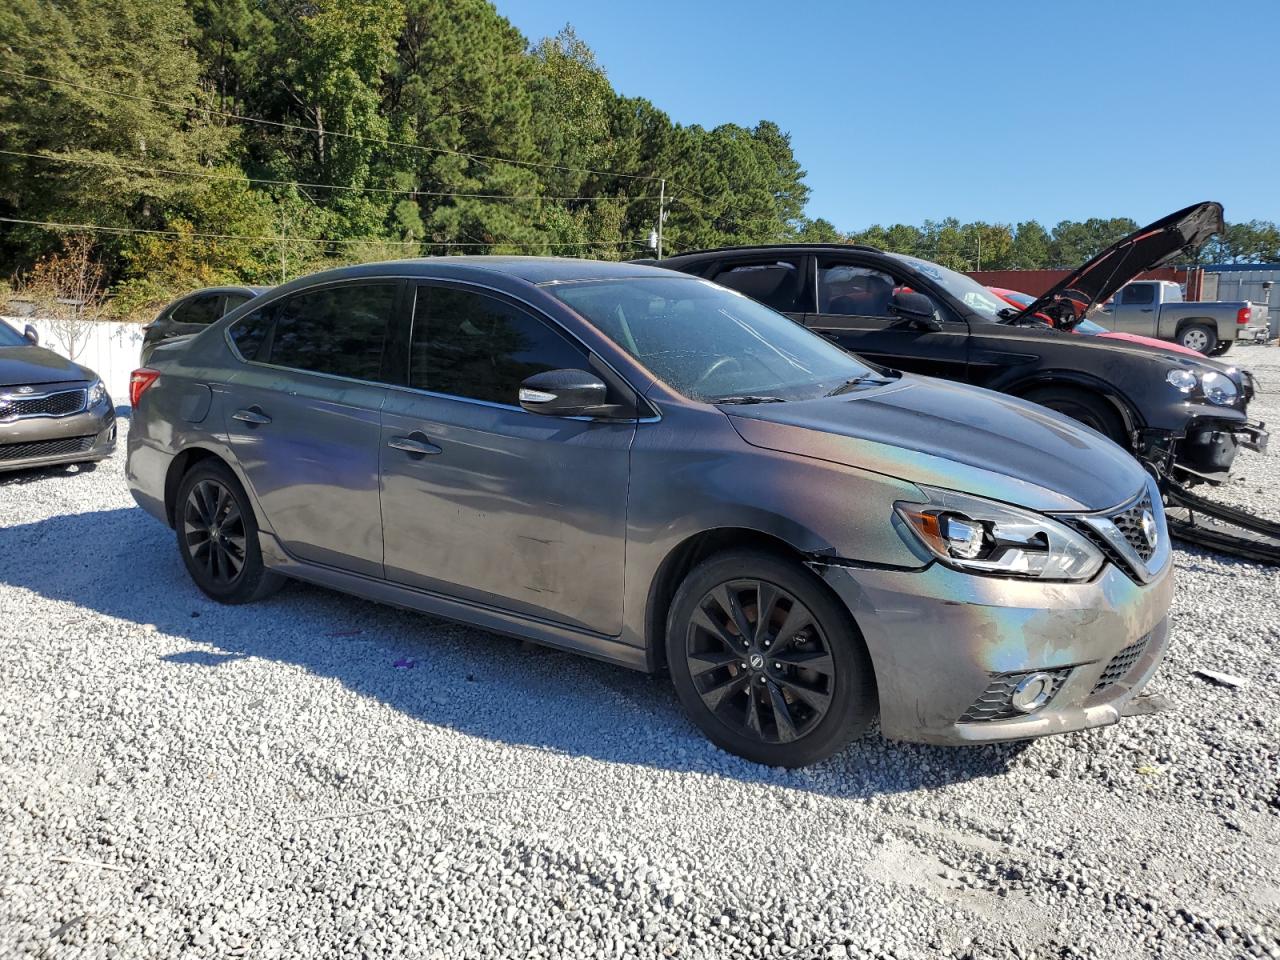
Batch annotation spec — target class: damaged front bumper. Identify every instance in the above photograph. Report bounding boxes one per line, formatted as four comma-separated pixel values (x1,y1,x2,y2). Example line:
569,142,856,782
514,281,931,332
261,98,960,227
813,556,1174,746
1139,416,1268,485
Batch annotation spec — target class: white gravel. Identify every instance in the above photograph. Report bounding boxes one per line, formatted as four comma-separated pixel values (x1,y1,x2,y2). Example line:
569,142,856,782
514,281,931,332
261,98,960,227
2,352,1279,960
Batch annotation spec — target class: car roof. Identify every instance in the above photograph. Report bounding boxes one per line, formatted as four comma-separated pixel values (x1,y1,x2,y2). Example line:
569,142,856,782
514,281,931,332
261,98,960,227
657,243,884,265
282,256,677,288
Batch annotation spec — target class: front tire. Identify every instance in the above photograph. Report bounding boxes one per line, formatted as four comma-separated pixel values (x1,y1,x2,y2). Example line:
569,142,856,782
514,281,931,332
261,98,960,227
1178,323,1217,354
1021,386,1129,447
175,460,283,604
666,549,876,767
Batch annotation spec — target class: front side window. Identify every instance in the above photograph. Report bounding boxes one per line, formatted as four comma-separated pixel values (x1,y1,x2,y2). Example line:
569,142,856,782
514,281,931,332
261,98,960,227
266,283,396,381
549,276,884,403
885,253,1009,321
1121,284,1154,305
410,285,587,405
170,294,223,326
711,259,808,313
817,264,897,317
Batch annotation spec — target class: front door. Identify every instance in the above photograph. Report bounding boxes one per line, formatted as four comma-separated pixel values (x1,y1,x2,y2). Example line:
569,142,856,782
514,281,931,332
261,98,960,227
224,280,399,577
1107,283,1157,335
378,282,634,636
806,259,970,381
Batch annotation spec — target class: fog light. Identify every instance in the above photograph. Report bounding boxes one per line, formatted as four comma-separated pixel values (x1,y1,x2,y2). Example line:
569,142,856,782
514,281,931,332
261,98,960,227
1010,672,1055,713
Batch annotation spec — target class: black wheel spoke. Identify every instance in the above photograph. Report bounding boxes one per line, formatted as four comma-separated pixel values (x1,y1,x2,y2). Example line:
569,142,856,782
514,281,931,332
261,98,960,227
183,479,245,586
779,678,831,714
766,681,798,744
688,650,742,677
753,582,780,644
698,672,750,712
772,649,835,676
692,607,745,652
711,584,753,641
743,685,763,735
771,603,816,654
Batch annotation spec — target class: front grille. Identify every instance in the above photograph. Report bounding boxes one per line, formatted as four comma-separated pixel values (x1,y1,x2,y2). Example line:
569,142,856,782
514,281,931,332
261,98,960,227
0,388,86,420
959,669,1068,723
1108,493,1156,563
0,435,95,462
1091,633,1151,696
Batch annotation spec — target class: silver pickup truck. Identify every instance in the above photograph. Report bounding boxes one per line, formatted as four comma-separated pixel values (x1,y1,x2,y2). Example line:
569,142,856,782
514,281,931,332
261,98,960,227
1092,279,1268,356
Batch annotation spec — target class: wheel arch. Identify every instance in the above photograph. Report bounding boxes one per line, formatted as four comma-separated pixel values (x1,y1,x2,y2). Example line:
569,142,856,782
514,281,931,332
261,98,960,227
1005,371,1144,442
163,445,259,529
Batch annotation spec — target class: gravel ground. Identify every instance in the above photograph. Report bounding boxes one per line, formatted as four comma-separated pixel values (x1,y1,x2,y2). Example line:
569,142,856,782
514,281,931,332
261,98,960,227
2,351,1279,960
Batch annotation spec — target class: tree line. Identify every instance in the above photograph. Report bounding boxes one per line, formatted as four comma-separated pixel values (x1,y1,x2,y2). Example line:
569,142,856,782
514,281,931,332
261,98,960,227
1,0,1276,319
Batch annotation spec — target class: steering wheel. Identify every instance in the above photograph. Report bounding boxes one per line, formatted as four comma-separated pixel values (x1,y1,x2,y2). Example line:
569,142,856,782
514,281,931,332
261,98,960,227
691,356,743,393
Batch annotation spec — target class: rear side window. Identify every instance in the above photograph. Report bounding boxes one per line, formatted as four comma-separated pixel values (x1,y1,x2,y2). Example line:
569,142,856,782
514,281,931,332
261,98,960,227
266,283,397,381
410,285,586,406
1121,284,1154,305
711,259,808,313
170,294,223,326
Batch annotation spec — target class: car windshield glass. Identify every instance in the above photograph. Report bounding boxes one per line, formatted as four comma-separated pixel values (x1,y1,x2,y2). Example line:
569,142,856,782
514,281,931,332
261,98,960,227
548,276,885,402
1075,318,1108,335
885,253,1010,321
0,321,28,347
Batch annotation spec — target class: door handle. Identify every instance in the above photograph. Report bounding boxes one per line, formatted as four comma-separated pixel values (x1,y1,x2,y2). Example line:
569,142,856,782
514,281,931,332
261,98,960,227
1140,308,1153,313
388,435,442,457
232,407,271,425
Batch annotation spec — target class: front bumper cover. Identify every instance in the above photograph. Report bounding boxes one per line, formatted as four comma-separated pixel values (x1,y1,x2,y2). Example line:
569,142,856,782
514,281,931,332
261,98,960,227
814,555,1174,745
0,395,117,473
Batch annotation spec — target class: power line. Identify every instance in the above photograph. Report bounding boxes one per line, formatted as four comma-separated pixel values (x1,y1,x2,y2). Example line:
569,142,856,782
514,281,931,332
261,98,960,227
0,67,666,183
0,148,662,203
0,216,645,250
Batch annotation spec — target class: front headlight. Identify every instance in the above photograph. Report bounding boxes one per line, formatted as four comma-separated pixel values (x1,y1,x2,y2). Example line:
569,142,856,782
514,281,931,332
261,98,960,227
1200,371,1237,405
87,379,108,406
895,486,1104,581
1166,369,1197,393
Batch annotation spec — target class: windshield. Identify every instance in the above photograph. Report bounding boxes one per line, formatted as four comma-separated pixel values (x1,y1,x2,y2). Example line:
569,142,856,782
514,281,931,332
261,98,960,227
1074,318,1108,335
885,253,1010,321
548,276,885,402
0,320,29,347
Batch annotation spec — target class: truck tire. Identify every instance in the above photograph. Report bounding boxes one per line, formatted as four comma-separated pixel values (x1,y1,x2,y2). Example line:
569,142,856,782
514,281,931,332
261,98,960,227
1178,323,1217,354
1021,386,1129,448
1209,340,1233,357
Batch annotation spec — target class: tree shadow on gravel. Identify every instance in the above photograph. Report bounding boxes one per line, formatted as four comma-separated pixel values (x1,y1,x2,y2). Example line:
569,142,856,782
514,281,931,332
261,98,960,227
0,507,1031,798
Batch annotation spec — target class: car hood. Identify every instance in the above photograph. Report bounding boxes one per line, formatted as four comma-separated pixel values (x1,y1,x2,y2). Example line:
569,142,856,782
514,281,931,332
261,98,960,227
1012,201,1224,327
725,376,1148,513
0,345,93,387
1096,330,1202,357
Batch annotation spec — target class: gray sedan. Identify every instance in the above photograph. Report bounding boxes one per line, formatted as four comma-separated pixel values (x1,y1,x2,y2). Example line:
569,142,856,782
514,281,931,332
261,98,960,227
0,320,116,473
126,258,1172,766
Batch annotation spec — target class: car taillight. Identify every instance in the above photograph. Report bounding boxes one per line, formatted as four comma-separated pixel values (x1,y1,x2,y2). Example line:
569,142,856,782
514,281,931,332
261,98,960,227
1237,306,1251,325
129,368,161,407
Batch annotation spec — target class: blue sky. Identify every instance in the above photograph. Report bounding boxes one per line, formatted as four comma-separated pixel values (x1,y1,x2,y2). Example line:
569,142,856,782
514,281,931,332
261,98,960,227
500,0,1280,231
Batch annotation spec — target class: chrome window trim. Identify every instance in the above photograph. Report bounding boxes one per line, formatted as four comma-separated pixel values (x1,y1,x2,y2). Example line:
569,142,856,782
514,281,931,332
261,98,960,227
384,381,660,424
0,386,88,421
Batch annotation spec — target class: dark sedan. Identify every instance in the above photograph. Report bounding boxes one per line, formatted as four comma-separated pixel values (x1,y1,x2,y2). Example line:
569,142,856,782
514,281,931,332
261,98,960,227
653,203,1268,487
0,320,116,473
141,285,266,365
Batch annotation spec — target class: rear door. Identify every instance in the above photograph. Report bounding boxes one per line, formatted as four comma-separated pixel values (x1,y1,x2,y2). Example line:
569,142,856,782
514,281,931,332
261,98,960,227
806,257,970,380
223,280,400,577
378,282,633,635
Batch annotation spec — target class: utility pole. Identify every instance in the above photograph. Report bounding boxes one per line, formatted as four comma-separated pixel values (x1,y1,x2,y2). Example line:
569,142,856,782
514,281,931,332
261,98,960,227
278,206,287,283
657,179,665,259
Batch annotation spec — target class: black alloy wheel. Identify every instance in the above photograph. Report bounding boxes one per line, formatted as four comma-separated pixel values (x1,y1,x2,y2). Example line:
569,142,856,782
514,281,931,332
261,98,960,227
183,478,247,587
175,460,283,604
686,578,834,744
667,549,876,767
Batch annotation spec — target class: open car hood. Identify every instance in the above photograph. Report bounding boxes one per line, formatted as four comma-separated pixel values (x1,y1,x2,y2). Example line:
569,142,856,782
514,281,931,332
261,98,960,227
1010,201,1224,328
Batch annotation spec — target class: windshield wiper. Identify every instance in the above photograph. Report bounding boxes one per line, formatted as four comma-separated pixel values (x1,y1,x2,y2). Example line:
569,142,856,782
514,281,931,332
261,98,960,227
711,395,787,405
826,375,892,397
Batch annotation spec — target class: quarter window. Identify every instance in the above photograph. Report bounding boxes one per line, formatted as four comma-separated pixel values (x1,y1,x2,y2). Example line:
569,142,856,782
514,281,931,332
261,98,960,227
228,308,271,361
265,283,396,381
410,286,586,405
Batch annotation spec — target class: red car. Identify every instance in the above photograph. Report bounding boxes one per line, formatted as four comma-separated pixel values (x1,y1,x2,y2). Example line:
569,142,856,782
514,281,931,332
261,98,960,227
988,287,1202,357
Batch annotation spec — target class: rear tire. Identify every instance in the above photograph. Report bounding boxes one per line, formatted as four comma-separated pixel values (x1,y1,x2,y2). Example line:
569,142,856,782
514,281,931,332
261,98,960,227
1178,323,1217,354
1209,340,1233,357
666,549,876,767
175,460,283,604
1021,386,1129,447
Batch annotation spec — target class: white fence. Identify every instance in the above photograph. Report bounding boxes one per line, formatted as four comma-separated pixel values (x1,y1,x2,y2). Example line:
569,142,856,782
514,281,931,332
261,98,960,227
4,316,145,408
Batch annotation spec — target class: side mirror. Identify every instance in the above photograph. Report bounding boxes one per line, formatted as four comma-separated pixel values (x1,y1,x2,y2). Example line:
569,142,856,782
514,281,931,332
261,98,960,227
888,291,942,331
519,369,609,417
23,324,39,345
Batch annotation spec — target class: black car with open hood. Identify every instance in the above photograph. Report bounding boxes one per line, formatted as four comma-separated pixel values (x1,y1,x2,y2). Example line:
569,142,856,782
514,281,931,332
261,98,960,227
652,203,1267,494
